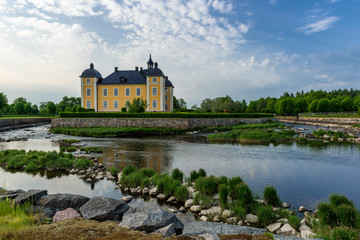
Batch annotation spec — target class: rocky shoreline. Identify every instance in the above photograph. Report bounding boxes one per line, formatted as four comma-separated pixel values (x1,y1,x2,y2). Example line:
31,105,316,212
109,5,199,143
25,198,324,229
0,187,322,240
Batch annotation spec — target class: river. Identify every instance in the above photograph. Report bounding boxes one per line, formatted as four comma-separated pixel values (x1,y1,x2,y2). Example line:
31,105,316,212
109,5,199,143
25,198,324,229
1,125,359,212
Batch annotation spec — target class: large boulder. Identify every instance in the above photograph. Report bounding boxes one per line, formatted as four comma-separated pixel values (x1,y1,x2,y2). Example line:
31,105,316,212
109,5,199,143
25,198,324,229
182,221,266,236
0,189,25,200
154,223,176,237
53,208,81,223
14,189,47,205
118,207,184,234
37,193,90,211
79,197,129,221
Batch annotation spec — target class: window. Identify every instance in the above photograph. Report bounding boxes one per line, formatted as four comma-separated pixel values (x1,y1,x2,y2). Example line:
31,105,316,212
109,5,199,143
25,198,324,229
125,88,130,96
165,87,168,92
103,100,108,109
114,100,119,109
152,77,157,83
152,87,157,96
114,88,119,97
86,78,91,83
103,88,108,97
165,104,168,111
136,87,141,96
86,101,91,109
86,88,91,97
152,100,157,109
165,95,168,101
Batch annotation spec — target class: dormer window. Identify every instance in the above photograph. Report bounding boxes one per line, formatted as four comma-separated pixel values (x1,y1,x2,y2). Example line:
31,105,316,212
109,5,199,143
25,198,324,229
120,77,127,83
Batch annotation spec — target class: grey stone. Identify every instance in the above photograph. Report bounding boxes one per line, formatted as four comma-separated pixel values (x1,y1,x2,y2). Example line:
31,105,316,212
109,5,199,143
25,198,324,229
179,206,185,212
142,187,149,194
212,215,220,222
222,209,232,218
278,218,289,224
168,208,178,213
299,224,311,232
0,189,25,200
185,199,194,208
167,196,176,203
245,214,258,224
200,215,208,221
277,223,296,236
301,230,315,238
267,222,282,233
298,206,306,213
37,193,90,211
157,194,167,200
118,207,184,234
14,189,47,205
149,187,158,196
200,206,222,216
26,206,55,218
106,172,116,180
121,196,133,203
79,197,129,221
52,208,81,223
154,223,176,237
198,233,220,240
182,221,267,236
226,217,237,224
190,205,201,213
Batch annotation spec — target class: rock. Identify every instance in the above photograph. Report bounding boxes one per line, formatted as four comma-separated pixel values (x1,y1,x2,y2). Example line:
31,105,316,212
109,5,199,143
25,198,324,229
0,189,25,200
118,208,184,234
222,209,232,218
157,194,167,200
79,197,129,221
198,233,220,240
300,218,306,225
154,223,176,237
237,220,243,226
14,189,47,205
245,214,258,224
212,215,220,222
200,206,222,216
281,202,290,208
298,206,307,213
26,206,55,218
267,222,282,233
95,174,104,180
149,187,158,196
70,169,78,174
106,172,116,180
121,196,133,203
226,217,237,224
78,170,86,174
37,193,90,211
117,172,122,180
52,208,81,223
167,196,176,203
200,215,208,221
277,223,296,236
190,205,201,213
142,187,149,194
185,199,194,208
187,186,196,198
182,221,267,236
168,208,178,213
179,206,185,212
299,224,311,232
278,218,288,224
301,229,315,238
255,199,265,205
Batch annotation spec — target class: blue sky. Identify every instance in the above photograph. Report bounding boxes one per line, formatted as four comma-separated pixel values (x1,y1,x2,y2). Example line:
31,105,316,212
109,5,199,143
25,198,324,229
0,0,359,107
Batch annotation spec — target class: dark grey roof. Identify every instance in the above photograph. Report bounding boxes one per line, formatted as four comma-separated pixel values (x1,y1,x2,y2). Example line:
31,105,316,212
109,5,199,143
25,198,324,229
165,79,174,88
143,68,164,77
80,63,102,79
98,70,146,84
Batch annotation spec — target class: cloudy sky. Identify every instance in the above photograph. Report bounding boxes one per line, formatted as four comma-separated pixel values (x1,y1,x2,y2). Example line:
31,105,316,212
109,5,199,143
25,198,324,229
0,0,359,106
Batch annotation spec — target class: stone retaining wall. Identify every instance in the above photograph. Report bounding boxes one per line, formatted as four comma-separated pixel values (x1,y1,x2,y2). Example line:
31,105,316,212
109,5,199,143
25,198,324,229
0,118,52,131
51,118,274,130
277,116,360,128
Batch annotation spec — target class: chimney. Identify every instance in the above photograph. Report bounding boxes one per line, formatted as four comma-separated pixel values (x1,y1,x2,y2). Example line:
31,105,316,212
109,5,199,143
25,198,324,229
135,66,139,71
165,76,168,80
90,63,94,69
114,67,118,72
155,62,158,68
140,67,143,71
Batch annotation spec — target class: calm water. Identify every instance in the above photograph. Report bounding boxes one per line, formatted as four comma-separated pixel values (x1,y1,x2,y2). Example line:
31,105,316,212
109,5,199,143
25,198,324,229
0,125,359,211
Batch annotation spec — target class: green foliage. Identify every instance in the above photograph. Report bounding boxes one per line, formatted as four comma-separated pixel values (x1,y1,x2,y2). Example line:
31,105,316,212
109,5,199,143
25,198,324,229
195,176,219,196
219,184,229,209
80,147,103,153
330,226,360,240
107,166,120,176
46,102,56,115
73,158,92,169
25,161,41,171
288,215,301,230
189,168,207,182
125,98,147,113
309,100,319,112
76,106,87,112
234,183,254,210
230,201,246,219
257,205,277,227
317,98,331,112
122,165,137,176
318,202,337,227
329,194,355,208
121,107,127,112
171,168,184,182
65,147,77,152
174,185,189,202
0,92,8,113
263,186,281,207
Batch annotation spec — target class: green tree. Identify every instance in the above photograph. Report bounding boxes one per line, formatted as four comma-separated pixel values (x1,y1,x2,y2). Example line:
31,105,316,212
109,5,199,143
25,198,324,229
256,98,267,113
329,98,341,112
32,104,39,114
46,102,56,115
13,97,27,105
234,100,247,113
317,98,330,112
179,98,187,110
200,98,213,112
266,98,277,113
309,100,319,112
0,92,8,115
246,100,257,113
125,98,147,113
24,103,32,114
15,102,25,115
275,98,295,115
295,98,308,113
173,96,180,111
341,97,353,111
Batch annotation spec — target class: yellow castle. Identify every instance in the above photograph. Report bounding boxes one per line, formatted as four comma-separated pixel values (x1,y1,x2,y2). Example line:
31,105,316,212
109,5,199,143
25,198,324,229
80,55,174,112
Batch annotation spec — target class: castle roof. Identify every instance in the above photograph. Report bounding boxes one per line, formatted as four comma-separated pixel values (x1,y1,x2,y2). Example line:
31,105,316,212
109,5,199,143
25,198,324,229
98,70,146,85
80,63,102,79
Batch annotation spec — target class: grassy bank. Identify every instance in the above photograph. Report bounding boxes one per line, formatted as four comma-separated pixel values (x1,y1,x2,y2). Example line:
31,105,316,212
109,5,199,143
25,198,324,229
0,149,92,171
51,127,187,137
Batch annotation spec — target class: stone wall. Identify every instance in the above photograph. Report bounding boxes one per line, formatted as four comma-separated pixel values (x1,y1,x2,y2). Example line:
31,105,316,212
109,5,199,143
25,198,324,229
51,118,274,130
0,118,52,131
277,116,360,128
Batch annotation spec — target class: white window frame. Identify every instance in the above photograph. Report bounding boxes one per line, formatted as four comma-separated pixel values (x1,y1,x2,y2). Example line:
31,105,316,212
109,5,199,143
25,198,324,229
152,100,157,109
114,100,119,109
103,100,108,109
86,88,91,97
103,88,108,97
125,88,130,96
86,100,91,109
152,77,157,83
152,87,157,96
136,87,141,96
86,78,91,83
114,88,119,97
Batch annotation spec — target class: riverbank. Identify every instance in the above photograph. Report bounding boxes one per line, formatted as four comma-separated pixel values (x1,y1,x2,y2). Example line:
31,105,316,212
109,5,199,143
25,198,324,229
277,116,360,129
0,118,51,132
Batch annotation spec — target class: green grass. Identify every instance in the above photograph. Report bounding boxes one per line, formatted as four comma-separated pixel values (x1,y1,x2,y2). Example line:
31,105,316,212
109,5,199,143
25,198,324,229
107,166,120,176
257,205,277,227
80,147,103,153
50,127,187,137
263,186,281,207
0,199,35,236
0,149,92,171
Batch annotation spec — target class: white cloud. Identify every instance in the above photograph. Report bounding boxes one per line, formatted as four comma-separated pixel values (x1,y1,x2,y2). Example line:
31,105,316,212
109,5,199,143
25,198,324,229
330,0,340,3
269,0,277,5
315,74,333,82
211,0,233,13
297,16,340,35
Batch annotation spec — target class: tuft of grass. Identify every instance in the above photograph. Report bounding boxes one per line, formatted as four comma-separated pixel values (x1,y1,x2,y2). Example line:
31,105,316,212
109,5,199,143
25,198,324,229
122,165,137,176
257,205,277,227
195,176,219,196
263,186,281,207
107,166,120,176
80,147,103,153
219,184,229,209
171,168,184,183
189,168,207,182
288,215,301,230
174,185,189,202
329,226,360,240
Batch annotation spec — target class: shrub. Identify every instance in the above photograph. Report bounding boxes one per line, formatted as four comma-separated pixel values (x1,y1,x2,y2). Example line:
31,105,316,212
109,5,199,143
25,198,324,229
171,168,184,182
76,106,87,112
318,202,337,227
198,168,207,178
230,201,246,219
329,194,354,208
121,171,143,188
288,215,301,230
335,204,358,228
234,183,254,209
121,107,127,112
65,147,77,152
195,176,218,196
122,165,137,176
25,161,40,171
257,205,277,227
199,195,213,209
330,226,360,240
189,168,207,182
139,168,156,178
263,186,281,207
228,176,243,198
219,184,229,209
218,175,228,185
107,166,120,176
174,185,189,202
73,157,92,169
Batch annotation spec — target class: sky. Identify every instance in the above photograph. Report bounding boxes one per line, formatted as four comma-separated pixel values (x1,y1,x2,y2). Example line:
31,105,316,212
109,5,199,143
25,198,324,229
0,0,359,107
